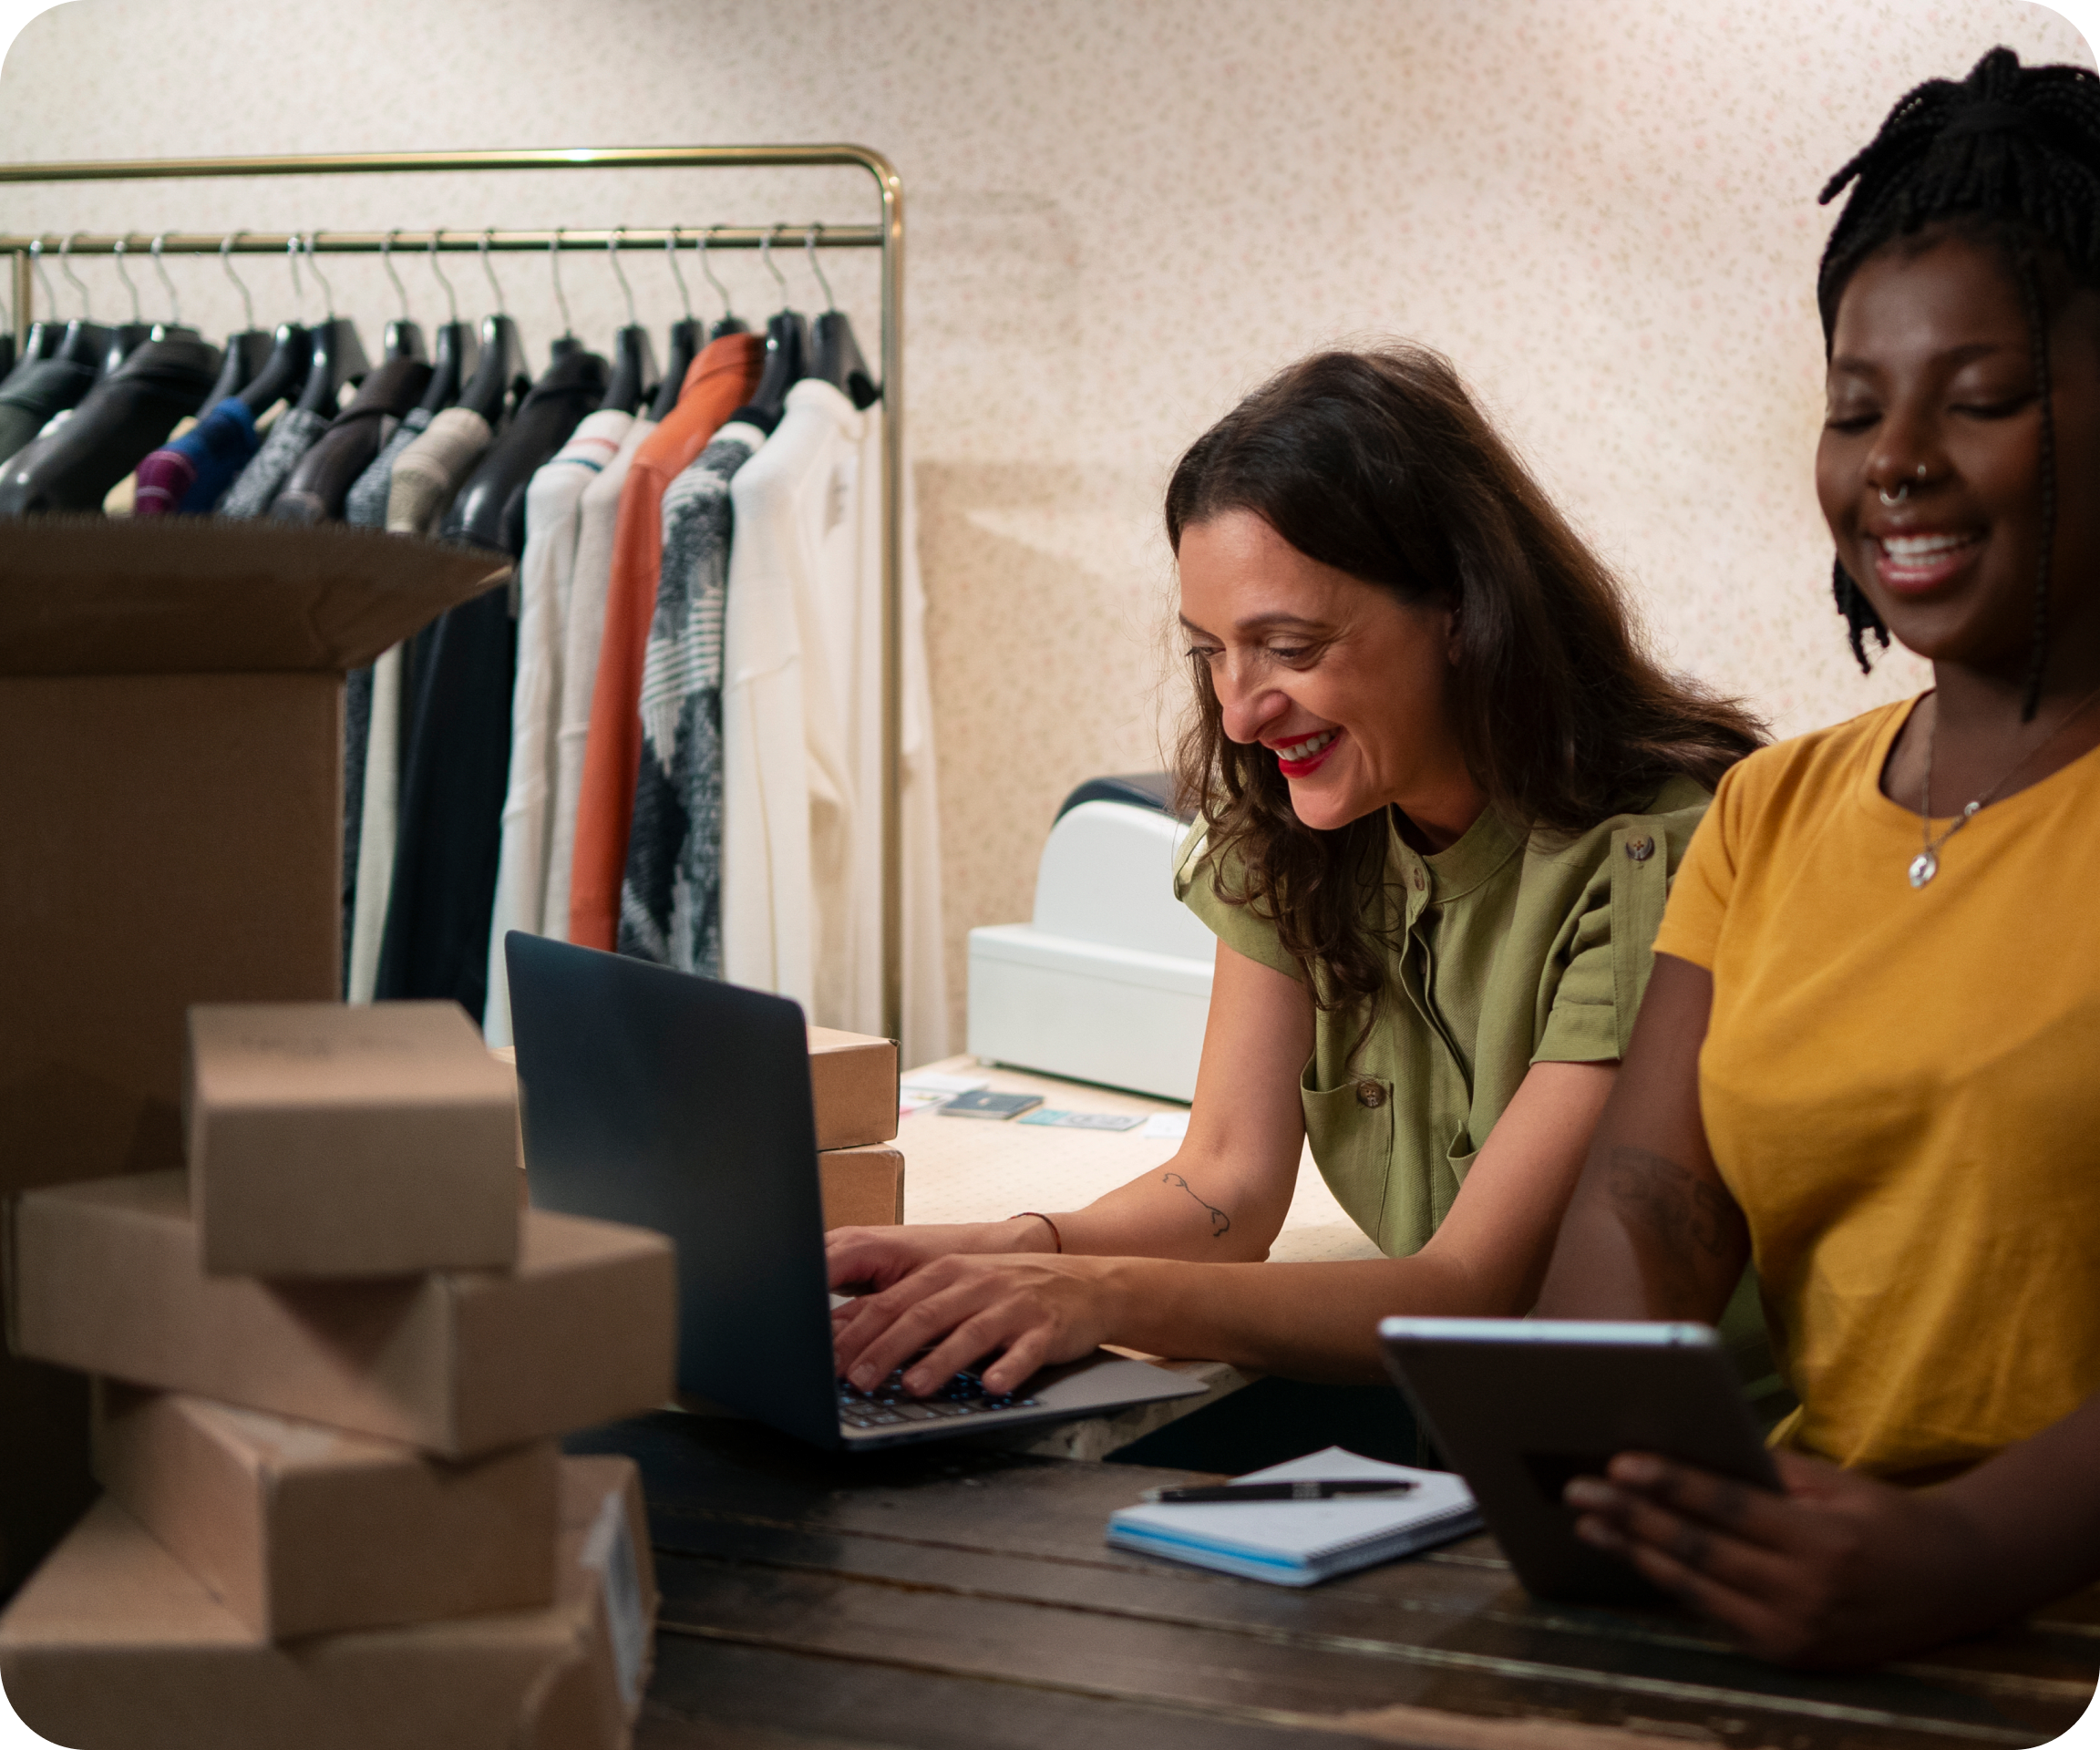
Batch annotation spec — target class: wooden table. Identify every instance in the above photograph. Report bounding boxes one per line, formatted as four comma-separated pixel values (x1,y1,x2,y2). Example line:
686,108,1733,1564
577,1411,2099,1750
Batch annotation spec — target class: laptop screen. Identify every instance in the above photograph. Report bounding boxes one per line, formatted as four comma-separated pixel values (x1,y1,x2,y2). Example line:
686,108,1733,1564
505,933,841,1446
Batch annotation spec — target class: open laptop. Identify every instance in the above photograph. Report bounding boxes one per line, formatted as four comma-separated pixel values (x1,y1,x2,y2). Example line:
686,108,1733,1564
505,934,1208,1451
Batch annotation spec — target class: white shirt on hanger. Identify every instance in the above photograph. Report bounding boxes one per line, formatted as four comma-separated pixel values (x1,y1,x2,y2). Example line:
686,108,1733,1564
720,376,947,1062
484,407,633,1045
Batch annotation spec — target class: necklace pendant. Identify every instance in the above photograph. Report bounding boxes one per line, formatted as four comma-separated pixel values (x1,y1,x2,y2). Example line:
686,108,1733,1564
1909,849,1939,889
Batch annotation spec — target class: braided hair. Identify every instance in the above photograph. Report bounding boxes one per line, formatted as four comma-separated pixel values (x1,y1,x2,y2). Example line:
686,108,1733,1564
1817,46,2100,717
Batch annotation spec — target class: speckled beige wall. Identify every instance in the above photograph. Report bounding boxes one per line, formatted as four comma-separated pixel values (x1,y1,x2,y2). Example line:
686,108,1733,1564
2,0,2089,1055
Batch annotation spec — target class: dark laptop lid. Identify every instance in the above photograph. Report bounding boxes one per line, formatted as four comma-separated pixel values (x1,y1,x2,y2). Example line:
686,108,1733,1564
505,933,841,1447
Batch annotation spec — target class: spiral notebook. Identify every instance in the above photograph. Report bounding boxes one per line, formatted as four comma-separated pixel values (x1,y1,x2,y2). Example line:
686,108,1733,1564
1106,1446,1480,1586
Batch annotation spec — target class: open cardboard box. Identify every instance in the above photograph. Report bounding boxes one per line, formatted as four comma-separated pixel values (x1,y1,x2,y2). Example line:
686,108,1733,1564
0,519,509,1200
0,519,510,1597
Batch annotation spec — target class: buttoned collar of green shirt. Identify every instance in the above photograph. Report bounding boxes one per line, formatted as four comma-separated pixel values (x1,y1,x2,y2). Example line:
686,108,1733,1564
1178,775,1711,1257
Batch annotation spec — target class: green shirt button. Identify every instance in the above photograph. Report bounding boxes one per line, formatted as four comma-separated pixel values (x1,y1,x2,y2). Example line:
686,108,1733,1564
1625,834,1654,862
1355,1080,1387,1109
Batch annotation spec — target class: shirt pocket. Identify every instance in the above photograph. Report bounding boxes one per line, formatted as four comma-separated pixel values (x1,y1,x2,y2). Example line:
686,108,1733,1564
1438,1130,1477,1229
1300,1060,1395,1242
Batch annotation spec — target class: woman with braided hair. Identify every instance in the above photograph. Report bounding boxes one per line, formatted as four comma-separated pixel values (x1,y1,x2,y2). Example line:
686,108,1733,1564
1538,46,2100,1663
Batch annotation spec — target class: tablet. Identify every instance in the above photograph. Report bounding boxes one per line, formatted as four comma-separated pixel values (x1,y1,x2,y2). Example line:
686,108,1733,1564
1377,1316,1781,1605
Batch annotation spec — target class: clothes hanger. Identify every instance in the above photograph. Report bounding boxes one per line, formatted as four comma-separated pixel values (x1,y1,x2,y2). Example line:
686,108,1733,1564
198,234,275,415
543,229,584,363
293,232,371,414
697,225,749,341
743,226,808,426
456,228,525,425
0,240,64,388
377,230,427,363
236,237,314,417
415,232,477,413
646,225,701,421
515,234,603,396
51,234,113,366
8,239,64,372
98,236,155,376
804,225,878,410
597,229,657,414
144,235,206,345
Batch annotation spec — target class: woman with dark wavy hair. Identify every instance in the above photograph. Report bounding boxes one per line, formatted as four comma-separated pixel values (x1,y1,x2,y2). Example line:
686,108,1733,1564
828,342,1763,1393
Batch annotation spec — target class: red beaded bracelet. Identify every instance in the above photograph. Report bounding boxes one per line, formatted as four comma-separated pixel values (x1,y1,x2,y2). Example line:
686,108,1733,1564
1012,1211,1063,1253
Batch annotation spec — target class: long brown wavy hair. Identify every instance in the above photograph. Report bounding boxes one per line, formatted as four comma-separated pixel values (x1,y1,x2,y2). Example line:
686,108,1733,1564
1168,345,1765,1017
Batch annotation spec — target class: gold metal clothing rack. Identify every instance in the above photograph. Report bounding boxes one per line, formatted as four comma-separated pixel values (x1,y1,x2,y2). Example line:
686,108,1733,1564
0,145,909,1042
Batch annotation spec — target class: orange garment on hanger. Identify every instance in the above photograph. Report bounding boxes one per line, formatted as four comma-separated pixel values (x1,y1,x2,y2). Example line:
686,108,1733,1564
567,332,764,949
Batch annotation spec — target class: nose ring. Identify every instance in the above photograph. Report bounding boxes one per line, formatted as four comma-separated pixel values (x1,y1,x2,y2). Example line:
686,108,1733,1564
1879,482,1910,507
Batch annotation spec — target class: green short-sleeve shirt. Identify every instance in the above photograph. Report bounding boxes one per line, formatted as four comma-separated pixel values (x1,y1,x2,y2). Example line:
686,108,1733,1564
1176,777,1713,1259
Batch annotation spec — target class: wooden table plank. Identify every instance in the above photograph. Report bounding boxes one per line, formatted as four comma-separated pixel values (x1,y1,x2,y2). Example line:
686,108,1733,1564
577,1415,2098,1750
635,1635,1410,1749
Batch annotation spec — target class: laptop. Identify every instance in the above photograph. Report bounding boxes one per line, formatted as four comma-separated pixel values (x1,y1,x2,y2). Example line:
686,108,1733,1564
505,934,1209,1450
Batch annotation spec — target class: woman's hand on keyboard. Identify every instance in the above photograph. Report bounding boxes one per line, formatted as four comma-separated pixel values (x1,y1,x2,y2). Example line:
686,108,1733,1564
830,1252,1124,1397
826,1218,1063,1294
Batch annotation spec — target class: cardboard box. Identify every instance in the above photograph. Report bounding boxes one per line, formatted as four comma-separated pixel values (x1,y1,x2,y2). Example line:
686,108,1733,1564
495,1032,896,1154
808,1027,899,1150
8,1172,675,1458
0,520,510,1200
188,1002,520,1277
0,1352,95,1606
0,521,508,1608
92,1385,559,1640
0,1454,656,1750
818,1144,905,1230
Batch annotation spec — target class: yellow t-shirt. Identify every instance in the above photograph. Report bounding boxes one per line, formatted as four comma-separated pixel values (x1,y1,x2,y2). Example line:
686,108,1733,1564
1654,697,2100,1479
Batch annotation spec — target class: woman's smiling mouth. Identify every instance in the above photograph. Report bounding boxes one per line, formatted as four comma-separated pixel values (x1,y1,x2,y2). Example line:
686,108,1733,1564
1270,726,1342,777
1872,529,1982,594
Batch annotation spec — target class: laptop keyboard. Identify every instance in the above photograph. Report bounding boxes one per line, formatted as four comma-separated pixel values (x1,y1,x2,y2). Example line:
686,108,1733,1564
839,1366,1040,1429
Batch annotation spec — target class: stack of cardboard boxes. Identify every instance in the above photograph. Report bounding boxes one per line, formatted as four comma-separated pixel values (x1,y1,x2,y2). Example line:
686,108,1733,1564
0,1001,678,1750
806,1027,906,1229
0,520,517,1599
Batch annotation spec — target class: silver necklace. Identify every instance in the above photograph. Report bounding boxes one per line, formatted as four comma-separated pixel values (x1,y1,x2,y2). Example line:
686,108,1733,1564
1910,685,2100,888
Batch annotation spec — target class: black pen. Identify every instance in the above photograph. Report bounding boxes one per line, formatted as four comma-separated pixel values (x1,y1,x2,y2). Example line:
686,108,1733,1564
1140,1479,1418,1504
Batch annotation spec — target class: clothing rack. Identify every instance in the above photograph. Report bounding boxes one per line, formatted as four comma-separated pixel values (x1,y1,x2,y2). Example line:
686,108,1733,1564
0,146,910,1041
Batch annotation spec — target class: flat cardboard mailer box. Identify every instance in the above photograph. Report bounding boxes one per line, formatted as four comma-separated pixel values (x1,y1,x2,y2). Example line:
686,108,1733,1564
808,1027,899,1151
818,1144,904,1230
0,519,510,1202
188,1001,520,1277
93,1385,560,1641
0,1453,656,1750
7,1171,675,1458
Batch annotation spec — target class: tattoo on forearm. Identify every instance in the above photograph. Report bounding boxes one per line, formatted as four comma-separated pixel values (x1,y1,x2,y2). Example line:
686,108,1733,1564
1605,1148,1734,1258
1162,1172,1231,1239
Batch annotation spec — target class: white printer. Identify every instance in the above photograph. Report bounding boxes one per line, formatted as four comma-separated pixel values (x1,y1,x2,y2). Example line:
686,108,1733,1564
967,776,1214,1102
